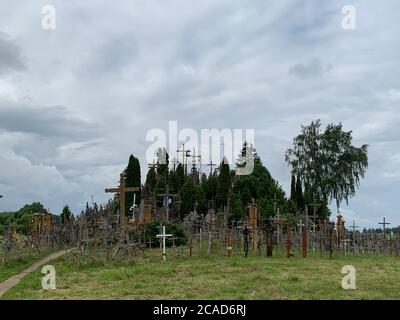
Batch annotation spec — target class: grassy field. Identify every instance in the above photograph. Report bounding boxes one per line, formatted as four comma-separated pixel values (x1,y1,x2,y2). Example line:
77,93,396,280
2,247,400,300
0,247,58,283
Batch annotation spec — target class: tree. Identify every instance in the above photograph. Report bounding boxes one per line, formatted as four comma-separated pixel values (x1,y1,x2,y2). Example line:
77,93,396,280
290,174,296,201
295,174,304,211
216,158,231,209
285,120,368,212
60,205,72,224
125,155,141,215
145,167,157,190
179,179,196,218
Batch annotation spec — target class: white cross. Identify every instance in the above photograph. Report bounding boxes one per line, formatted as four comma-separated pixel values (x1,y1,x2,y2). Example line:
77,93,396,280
156,226,172,261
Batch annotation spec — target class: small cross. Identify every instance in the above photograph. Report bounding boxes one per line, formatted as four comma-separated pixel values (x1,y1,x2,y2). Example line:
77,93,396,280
156,226,172,261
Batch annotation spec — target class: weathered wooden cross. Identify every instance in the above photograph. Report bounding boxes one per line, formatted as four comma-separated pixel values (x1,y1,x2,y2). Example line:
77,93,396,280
105,172,139,225
156,226,172,261
219,230,240,257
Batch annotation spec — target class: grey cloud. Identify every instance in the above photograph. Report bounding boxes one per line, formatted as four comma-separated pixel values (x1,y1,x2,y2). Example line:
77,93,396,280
289,58,332,79
0,31,25,74
0,102,100,140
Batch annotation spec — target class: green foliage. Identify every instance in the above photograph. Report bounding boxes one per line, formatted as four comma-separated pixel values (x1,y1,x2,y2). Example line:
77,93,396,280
286,120,369,210
125,154,141,215
145,167,157,191
144,220,187,246
60,205,72,224
0,202,47,235
179,179,196,218
216,159,231,209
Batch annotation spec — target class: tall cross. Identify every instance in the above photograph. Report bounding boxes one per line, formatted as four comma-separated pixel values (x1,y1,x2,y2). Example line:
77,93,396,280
349,220,359,254
378,217,391,237
105,172,139,225
156,226,172,261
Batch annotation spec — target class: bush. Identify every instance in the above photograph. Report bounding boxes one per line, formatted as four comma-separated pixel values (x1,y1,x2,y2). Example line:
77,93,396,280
145,221,187,247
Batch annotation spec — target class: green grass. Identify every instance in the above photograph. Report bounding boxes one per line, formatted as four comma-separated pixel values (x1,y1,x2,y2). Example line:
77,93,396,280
0,247,58,283
2,247,400,300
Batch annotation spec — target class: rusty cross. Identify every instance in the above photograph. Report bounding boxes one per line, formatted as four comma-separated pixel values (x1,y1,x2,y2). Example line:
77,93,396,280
105,172,139,225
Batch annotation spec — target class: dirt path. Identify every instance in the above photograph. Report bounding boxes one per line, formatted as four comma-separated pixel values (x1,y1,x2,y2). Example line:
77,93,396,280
0,249,71,298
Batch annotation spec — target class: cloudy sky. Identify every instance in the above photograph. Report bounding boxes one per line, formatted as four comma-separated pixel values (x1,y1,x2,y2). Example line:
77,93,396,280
0,0,399,228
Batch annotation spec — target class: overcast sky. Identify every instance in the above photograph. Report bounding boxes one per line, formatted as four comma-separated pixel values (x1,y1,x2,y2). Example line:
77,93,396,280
0,1,399,228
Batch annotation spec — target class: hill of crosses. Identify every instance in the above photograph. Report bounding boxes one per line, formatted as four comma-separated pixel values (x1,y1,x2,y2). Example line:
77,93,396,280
4,123,398,265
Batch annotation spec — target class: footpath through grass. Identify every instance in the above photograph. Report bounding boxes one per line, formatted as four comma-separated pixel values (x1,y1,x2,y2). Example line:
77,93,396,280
2,248,400,300
0,247,59,283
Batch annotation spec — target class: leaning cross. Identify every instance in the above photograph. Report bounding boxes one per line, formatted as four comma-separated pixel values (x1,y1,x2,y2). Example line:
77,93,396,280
156,226,172,261
105,172,139,225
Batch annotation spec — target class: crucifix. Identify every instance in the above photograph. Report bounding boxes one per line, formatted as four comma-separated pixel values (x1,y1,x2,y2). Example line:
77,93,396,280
177,143,191,175
105,172,139,225
156,226,172,261
207,161,216,176
349,220,359,254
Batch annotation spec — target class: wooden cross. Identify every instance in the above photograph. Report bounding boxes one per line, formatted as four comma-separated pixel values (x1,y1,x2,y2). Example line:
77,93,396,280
105,172,139,225
219,230,240,257
349,220,359,254
379,217,391,237
156,226,172,261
